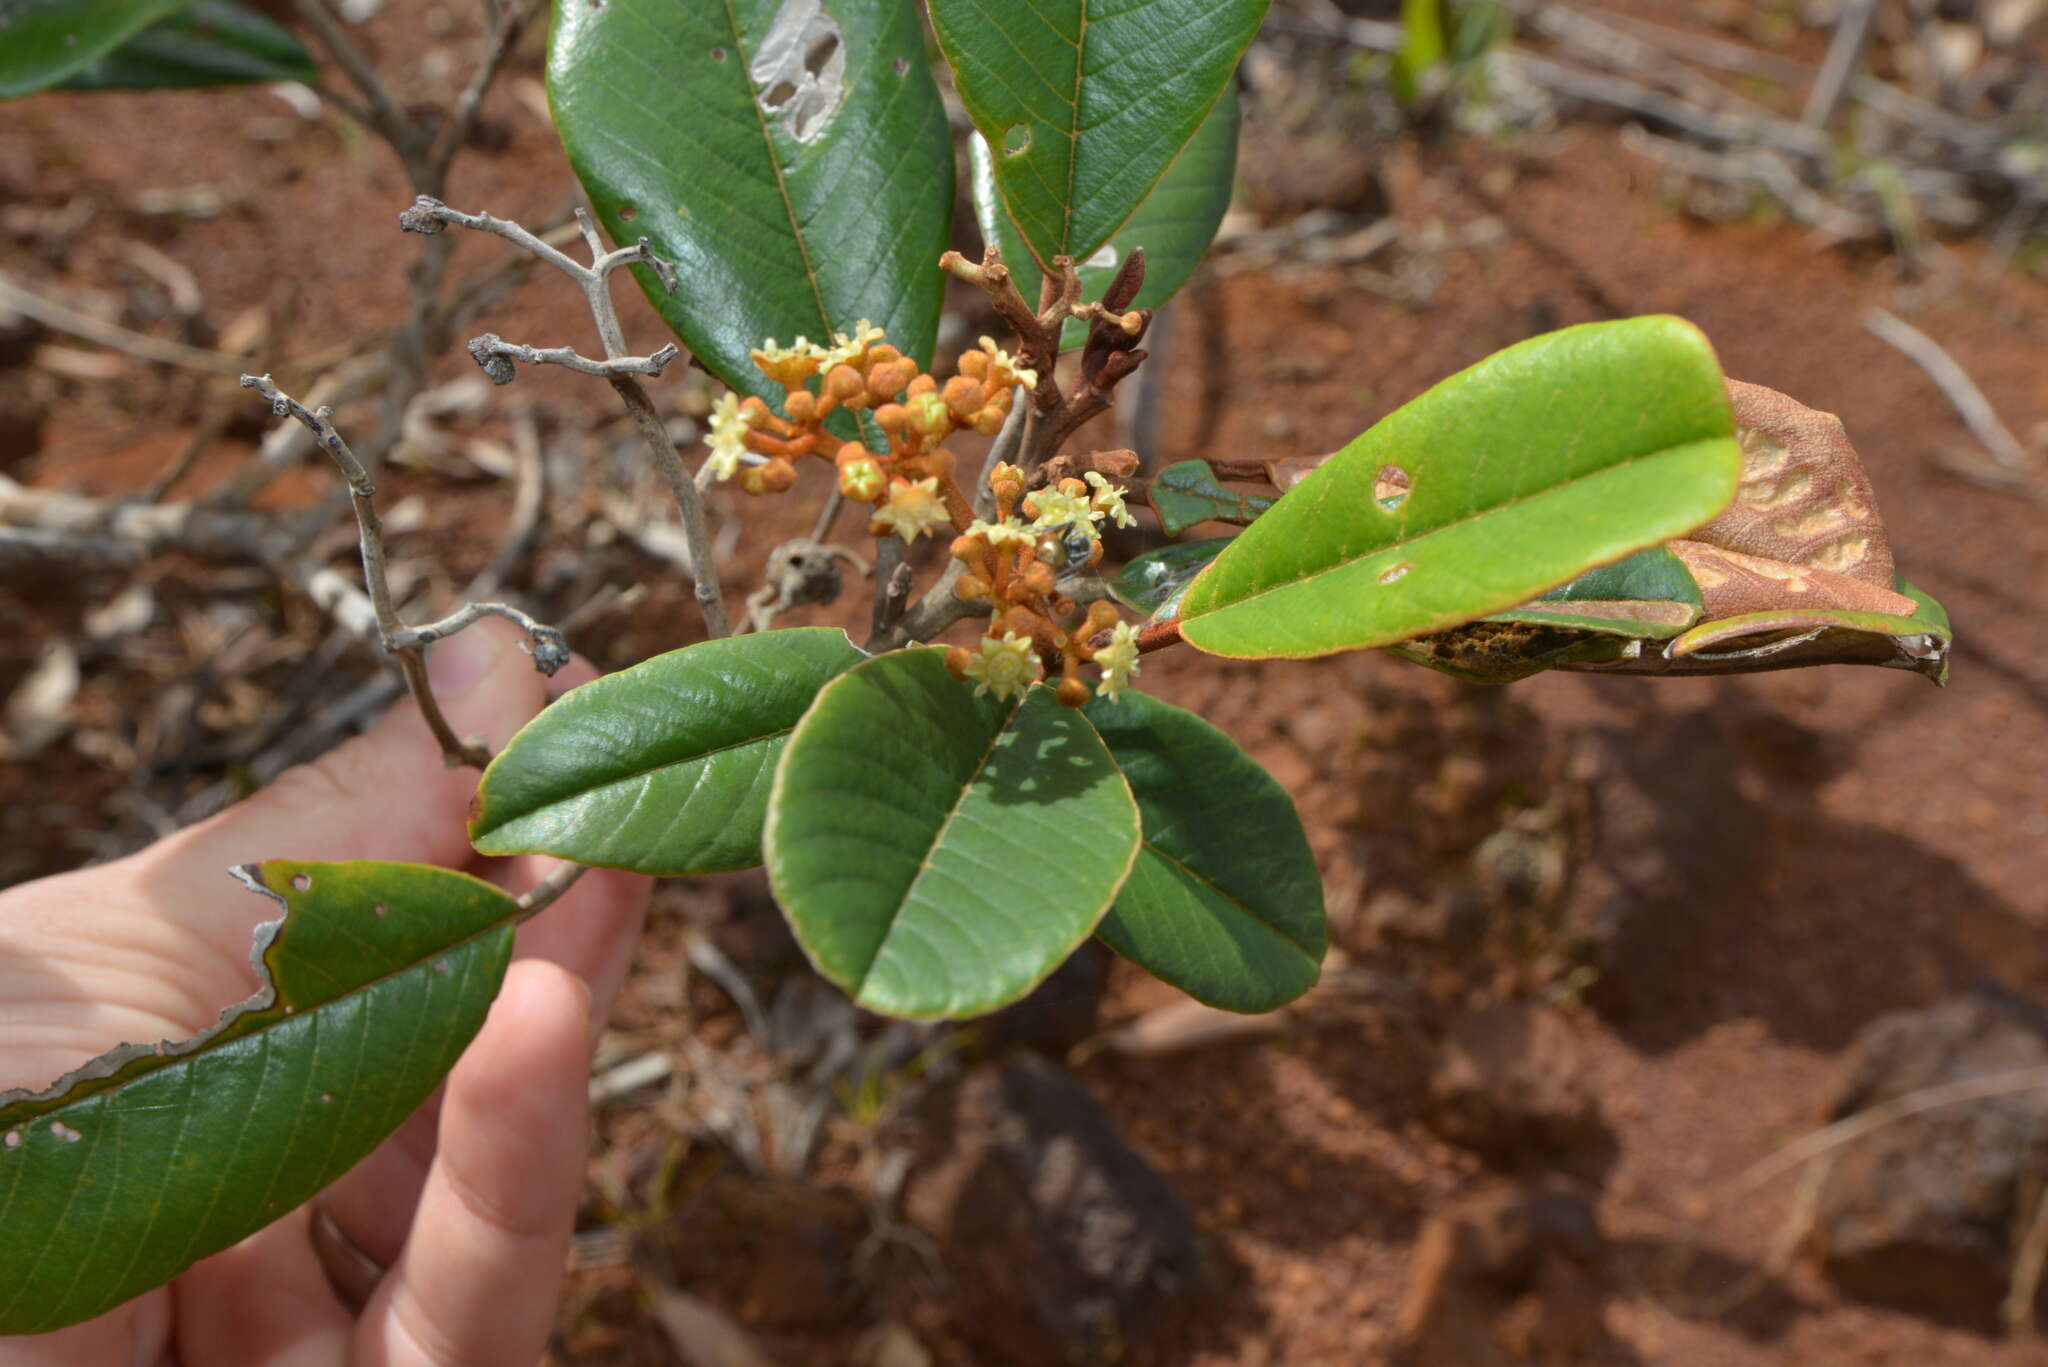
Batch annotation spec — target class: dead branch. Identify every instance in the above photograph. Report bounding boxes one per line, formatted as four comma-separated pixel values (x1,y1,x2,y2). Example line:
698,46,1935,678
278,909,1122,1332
467,331,680,384
240,373,570,768
401,196,729,637
1864,308,2043,489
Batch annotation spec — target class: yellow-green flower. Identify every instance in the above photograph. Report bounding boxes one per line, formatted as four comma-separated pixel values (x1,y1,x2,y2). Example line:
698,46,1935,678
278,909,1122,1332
705,391,756,482
962,631,1041,700
874,476,950,542
963,517,1034,548
750,336,826,386
839,457,886,503
1024,484,1097,531
822,319,886,370
1085,471,1136,529
978,336,1038,391
1094,620,1141,701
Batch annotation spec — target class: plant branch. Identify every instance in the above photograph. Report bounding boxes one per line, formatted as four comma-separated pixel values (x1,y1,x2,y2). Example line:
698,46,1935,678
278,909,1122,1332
239,373,569,768
515,862,587,922
467,332,679,384
400,196,728,637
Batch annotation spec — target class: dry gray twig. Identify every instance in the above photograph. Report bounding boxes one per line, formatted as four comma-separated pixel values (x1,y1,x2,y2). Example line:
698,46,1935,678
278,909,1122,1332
239,373,570,768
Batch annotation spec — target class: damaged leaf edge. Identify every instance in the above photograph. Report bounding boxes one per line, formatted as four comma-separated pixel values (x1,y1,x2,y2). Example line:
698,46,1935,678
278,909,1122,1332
0,862,512,1121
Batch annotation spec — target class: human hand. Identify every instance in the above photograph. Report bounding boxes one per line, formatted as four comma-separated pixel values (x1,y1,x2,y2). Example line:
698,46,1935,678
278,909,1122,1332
0,621,651,1364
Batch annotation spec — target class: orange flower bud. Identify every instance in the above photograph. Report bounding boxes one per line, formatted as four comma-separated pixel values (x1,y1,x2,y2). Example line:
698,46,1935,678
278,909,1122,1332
943,646,974,681
823,364,866,407
973,405,1008,437
1056,676,1091,708
942,375,983,421
873,402,907,434
954,573,988,602
1019,561,1056,598
782,389,817,425
923,446,956,477
868,343,902,369
957,348,989,382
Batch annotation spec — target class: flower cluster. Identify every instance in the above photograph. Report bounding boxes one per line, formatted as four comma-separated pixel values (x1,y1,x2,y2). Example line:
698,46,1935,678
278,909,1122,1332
706,323,1141,707
942,461,1140,706
703,327,1038,546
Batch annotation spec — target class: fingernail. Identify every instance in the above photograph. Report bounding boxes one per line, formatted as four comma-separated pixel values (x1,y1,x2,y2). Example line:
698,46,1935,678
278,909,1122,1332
425,628,501,696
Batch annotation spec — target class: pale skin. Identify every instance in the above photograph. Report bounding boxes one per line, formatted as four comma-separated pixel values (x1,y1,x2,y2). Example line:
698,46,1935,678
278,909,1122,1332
0,620,652,1366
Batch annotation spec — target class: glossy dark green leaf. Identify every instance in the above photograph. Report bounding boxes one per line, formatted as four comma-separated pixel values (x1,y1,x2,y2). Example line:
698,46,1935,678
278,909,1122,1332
764,649,1140,1019
1178,317,1742,659
0,861,516,1334
929,0,1267,271
1534,545,1701,611
1112,538,1233,621
471,628,862,875
60,1,316,90
1149,459,1277,535
1084,692,1323,1012
0,0,191,98
972,83,1240,350
548,0,954,396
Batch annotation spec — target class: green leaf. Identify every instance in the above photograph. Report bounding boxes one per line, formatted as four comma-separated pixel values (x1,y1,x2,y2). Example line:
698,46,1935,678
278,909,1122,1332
1084,692,1323,1012
764,648,1140,1019
0,0,192,99
471,628,864,875
1895,573,1950,636
1178,316,1743,659
59,1,316,90
972,83,1240,350
1391,0,1444,106
1112,537,1232,621
547,0,955,398
929,0,1267,270
0,861,517,1334
1534,544,1701,611
1149,458,1277,535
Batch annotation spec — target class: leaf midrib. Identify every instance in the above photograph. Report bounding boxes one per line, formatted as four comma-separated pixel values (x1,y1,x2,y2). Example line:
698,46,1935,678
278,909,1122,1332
1134,838,1321,964
855,689,1029,995
717,0,831,338
1186,435,1735,621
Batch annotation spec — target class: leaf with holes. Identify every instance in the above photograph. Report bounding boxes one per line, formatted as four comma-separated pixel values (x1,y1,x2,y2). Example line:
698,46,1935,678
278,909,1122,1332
1112,538,1232,621
548,0,954,399
930,0,1267,272
1148,459,1277,535
470,627,864,874
1084,692,1323,1012
0,0,193,98
0,861,517,1334
972,83,1240,350
59,1,316,90
1177,317,1743,659
764,648,1140,1019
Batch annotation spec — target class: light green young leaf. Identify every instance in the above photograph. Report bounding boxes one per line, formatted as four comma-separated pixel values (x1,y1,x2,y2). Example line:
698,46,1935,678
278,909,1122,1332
0,861,518,1334
972,83,1241,350
1084,692,1324,1012
548,0,954,396
471,628,864,874
931,0,1267,271
764,649,1140,1019
1177,317,1742,659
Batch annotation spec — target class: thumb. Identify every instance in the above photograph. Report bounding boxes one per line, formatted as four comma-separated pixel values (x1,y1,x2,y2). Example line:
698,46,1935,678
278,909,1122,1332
147,620,575,890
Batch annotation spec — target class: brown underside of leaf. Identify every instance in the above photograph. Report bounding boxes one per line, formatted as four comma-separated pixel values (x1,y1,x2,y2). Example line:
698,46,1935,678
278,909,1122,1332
1267,453,1332,492
1695,379,1896,587
1668,539,1917,620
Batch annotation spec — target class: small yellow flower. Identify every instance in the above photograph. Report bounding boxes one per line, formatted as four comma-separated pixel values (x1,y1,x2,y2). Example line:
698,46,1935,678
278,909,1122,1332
750,336,825,386
1024,484,1097,531
704,391,757,482
963,517,1034,548
839,457,886,503
978,336,1037,391
821,319,887,371
1093,620,1141,702
962,631,1041,701
873,477,950,542
1084,471,1136,529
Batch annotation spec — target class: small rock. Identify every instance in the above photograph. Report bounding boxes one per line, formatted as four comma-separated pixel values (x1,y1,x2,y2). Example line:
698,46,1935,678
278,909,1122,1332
910,1056,1203,1365
1813,993,2048,1327
1392,1182,1608,1367
1426,1004,1611,1173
